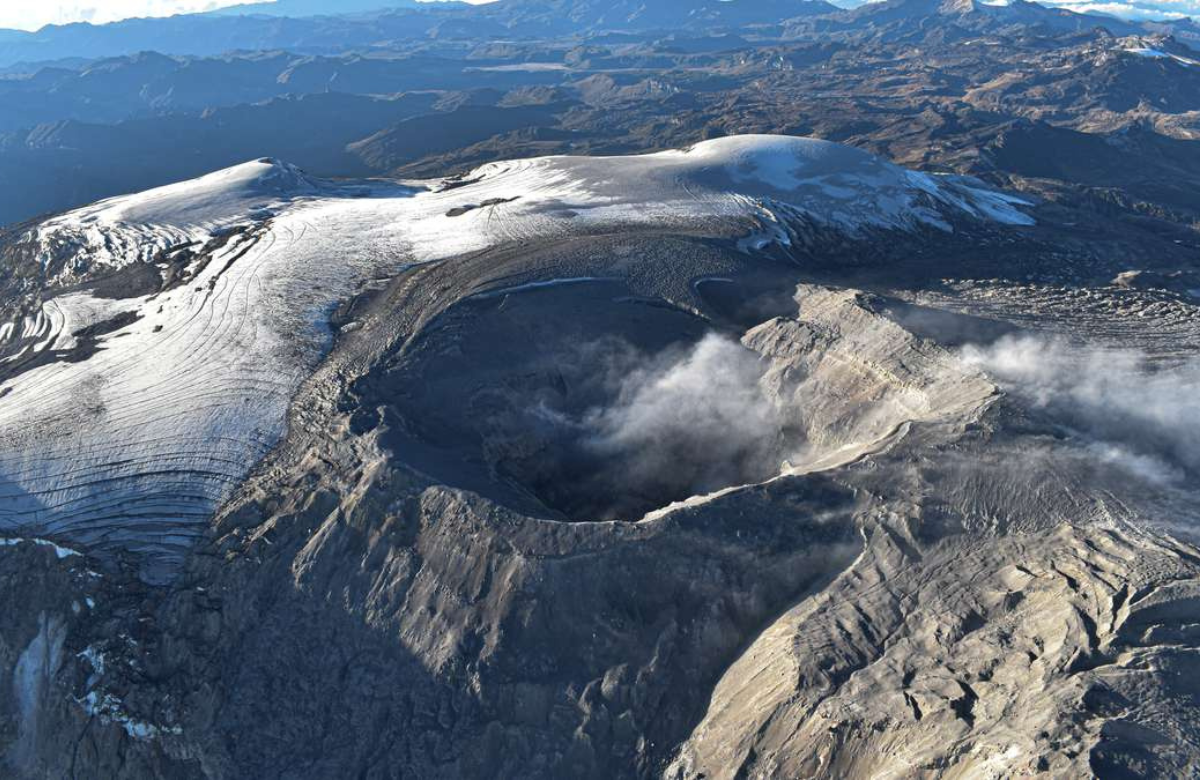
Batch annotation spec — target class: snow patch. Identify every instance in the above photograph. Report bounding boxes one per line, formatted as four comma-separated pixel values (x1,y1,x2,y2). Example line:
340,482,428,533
78,690,181,740
0,537,82,559
78,645,105,683
1125,46,1200,66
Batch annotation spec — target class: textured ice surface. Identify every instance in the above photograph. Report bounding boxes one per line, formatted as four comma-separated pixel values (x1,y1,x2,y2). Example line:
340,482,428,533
0,136,1034,581
32,158,322,286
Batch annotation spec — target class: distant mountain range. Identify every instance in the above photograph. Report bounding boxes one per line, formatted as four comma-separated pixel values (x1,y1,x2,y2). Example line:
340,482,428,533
0,0,1197,227
787,0,1157,40
208,0,442,16
0,11,451,68
0,0,973,67
0,0,1191,71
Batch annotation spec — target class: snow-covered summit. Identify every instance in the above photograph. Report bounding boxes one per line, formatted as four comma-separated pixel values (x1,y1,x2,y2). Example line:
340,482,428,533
33,157,325,285
30,135,1033,286
56,157,319,229
448,134,1033,240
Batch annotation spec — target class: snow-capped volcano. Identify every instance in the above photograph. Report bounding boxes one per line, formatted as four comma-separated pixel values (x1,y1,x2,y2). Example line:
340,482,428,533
0,135,1033,581
33,158,324,287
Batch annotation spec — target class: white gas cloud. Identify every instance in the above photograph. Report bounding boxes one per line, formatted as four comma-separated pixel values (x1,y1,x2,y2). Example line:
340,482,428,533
961,335,1200,485
584,333,784,497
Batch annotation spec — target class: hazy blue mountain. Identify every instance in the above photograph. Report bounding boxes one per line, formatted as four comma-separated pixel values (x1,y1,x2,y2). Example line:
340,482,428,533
0,91,440,224
208,0,463,17
478,0,840,31
0,49,572,134
0,12,451,68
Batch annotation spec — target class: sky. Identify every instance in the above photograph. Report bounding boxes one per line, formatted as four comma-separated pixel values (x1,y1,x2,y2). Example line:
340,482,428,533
0,0,1191,31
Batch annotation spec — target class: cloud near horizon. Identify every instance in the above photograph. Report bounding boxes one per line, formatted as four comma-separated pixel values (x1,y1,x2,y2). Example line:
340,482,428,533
0,0,494,32
850,0,1193,21
1042,0,1195,19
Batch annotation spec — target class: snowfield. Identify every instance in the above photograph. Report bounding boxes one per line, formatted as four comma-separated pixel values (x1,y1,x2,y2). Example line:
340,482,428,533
0,135,1034,580
32,158,324,287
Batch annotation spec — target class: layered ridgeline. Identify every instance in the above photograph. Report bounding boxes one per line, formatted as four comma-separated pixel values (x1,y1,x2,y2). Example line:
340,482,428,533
0,135,1030,582
2,1,1197,231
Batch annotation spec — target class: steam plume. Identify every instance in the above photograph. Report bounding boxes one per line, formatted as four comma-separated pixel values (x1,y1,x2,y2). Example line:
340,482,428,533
961,334,1200,485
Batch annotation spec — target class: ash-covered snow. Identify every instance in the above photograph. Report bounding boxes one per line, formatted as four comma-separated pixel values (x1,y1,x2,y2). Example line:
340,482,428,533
0,135,1034,582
